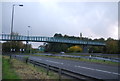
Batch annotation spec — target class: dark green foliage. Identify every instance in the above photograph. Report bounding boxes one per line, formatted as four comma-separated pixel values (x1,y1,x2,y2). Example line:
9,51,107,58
118,39,120,53
2,33,32,52
2,41,27,52
89,46,104,53
105,38,118,54
45,43,69,53
44,33,119,54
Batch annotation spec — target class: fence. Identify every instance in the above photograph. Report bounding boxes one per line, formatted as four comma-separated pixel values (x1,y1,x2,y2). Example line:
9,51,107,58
10,55,102,81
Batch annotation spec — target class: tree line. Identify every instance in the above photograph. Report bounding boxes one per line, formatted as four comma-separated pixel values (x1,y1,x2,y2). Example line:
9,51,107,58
44,33,119,54
2,33,32,53
1,33,120,54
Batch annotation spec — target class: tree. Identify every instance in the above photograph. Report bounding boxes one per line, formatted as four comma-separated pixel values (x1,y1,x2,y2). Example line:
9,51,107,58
2,41,27,52
89,46,103,53
2,32,32,53
106,38,118,54
44,33,119,54
45,43,69,53
118,39,120,53
54,33,63,37
68,45,82,53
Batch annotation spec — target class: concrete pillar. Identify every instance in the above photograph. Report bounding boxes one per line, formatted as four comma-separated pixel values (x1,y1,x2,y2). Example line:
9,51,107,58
26,41,28,53
83,45,88,53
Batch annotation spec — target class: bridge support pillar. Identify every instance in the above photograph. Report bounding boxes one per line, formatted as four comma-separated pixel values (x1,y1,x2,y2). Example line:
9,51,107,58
83,45,89,53
26,41,29,53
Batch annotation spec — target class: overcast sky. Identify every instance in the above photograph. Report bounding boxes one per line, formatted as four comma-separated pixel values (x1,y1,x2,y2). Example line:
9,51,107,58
2,1,118,48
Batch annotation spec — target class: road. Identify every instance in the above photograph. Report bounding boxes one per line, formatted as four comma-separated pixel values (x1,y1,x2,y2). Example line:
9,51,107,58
35,53,120,62
14,54,119,80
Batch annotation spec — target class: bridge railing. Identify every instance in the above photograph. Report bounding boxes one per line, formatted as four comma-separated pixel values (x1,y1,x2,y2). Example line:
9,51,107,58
1,34,106,46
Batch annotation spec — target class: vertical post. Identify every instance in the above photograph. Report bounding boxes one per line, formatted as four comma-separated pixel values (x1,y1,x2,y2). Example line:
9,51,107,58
26,58,28,64
27,26,31,54
46,64,49,75
26,41,28,53
11,4,15,40
10,4,23,53
10,5,15,53
10,54,11,59
83,45,88,53
34,61,35,67
59,68,61,81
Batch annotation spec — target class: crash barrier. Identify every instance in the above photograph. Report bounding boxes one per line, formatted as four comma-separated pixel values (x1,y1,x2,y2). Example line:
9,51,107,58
10,55,103,81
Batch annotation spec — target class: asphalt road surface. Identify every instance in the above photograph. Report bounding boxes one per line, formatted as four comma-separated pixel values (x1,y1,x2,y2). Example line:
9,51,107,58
35,53,120,62
14,55,119,80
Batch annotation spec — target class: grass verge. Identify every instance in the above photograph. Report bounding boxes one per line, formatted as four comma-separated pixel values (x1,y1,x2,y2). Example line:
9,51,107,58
2,56,20,79
29,54,119,66
2,56,67,80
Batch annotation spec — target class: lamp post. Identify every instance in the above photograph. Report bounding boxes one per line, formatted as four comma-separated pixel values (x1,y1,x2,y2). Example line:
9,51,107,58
28,26,30,37
27,26,31,53
10,4,23,52
11,4,23,38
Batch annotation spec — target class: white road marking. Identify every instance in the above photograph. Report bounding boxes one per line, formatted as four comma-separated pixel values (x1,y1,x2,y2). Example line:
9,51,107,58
75,65,120,75
46,60,63,65
32,58,42,60
38,59,42,60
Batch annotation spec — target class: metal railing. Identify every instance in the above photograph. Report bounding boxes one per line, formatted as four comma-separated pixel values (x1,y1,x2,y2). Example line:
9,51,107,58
37,54,120,63
1,34,106,46
10,55,103,81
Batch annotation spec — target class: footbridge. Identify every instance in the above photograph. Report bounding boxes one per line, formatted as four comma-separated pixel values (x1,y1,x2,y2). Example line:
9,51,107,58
0,34,106,53
1,34,105,46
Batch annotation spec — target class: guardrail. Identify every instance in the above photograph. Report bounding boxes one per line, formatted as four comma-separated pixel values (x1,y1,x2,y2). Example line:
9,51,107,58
36,54,120,63
10,55,103,81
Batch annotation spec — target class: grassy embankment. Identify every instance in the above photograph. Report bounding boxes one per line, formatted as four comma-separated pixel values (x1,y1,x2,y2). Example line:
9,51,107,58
2,56,66,80
2,56,20,79
0,54,2,79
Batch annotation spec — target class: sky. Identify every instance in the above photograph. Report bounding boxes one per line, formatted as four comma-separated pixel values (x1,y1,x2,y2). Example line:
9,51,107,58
2,1,119,48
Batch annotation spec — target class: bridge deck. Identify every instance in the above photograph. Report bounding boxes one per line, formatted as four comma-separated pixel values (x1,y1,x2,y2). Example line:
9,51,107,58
0,34,106,46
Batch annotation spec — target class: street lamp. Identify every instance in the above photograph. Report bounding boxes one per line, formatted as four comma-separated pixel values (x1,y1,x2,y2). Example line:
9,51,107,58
11,4,23,39
10,4,23,52
28,26,30,37
27,26,31,53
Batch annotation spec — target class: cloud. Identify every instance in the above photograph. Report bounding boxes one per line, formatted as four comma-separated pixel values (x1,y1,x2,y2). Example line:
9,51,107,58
56,2,118,39
2,2,118,48
108,22,118,39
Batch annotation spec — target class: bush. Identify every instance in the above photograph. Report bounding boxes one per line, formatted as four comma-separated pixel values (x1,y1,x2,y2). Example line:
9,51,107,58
68,45,82,53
